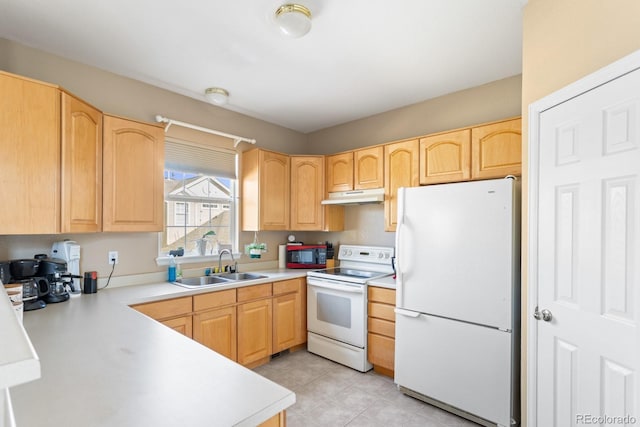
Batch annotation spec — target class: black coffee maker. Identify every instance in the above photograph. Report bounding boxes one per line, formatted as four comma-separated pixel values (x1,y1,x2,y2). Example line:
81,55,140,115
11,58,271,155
9,258,49,311
35,254,81,303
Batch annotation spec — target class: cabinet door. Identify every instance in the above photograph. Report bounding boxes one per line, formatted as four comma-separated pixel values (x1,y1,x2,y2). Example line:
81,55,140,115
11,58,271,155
471,118,522,180
261,150,290,230
61,92,103,233
103,115,164,231
419,129,470,185
273,279,306,352
384,139,419,231
354,146,383,189
242,149,290,231
273,293,299,352
0,72,60,234
132,296,192,319
193,306,237,361
162,315,193,339
290,156,324,231
326,152,353,192
237,299,273,366
367,332,395,372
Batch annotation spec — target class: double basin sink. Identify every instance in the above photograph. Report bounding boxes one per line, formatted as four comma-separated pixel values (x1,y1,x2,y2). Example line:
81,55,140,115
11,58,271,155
173,272,268,289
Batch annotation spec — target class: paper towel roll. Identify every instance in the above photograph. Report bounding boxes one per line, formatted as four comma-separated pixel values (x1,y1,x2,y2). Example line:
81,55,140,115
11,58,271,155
278,244,286,269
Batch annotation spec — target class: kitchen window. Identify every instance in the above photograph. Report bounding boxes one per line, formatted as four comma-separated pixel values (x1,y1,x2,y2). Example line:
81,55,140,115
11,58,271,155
160,139,238,261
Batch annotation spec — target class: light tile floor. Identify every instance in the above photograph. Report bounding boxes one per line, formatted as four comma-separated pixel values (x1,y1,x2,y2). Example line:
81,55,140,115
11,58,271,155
253,350,480,427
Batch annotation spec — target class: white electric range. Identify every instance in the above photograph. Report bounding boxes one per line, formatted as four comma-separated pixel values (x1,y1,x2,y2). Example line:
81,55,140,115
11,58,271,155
306,245,395,372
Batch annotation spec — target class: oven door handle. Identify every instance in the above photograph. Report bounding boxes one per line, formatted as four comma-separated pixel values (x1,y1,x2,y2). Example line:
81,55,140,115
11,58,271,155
308,280,364,294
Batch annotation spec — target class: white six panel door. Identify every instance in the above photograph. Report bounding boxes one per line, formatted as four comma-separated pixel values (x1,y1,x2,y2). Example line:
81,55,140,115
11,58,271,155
536,67,640,425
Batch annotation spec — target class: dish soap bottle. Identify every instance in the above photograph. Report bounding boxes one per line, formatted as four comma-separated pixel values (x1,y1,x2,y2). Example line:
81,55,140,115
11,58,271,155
176,261,183,280
168,256,177,282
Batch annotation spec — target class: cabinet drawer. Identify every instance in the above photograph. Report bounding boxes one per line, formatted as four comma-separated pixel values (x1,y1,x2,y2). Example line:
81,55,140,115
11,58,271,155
133,296,192,320
237,283,272,302
368,317,395,338
368,301,395,322
368,286,395,304
273,278,300,295
193,289,236,312
367,332,395,371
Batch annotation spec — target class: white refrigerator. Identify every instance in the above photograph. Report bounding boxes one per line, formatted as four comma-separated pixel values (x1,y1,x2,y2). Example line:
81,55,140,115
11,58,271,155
394,178,520,427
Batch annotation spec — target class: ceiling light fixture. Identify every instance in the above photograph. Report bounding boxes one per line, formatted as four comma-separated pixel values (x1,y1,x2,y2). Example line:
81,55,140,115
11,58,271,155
204,87,229,105
275,4,312,38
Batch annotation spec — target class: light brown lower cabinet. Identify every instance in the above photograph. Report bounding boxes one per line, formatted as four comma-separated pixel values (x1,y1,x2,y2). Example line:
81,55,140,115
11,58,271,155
238,298,273,367
237,283,273,367
132,296,193,338
132,279,307,370
367,287,396,377
273,278,306,353
193,306,237,361
258,411,286,427
192,289,237,360
161,316,193,338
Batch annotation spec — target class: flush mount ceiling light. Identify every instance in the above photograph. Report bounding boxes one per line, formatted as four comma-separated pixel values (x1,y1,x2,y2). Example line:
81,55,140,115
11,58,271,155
275,4,312,38
204,87,229,105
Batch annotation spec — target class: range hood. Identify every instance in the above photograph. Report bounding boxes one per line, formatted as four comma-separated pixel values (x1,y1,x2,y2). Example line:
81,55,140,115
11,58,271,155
321,188,385,205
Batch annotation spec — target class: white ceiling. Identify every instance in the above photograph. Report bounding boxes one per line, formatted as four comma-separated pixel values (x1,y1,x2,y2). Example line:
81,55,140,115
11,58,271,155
0,0,524,133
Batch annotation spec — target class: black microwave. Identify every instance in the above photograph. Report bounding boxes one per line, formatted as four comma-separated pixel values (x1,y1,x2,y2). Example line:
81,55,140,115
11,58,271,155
286,245,327,269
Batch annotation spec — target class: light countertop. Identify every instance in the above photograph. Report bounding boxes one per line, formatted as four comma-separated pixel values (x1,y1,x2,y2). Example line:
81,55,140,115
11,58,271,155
9,269,308,427
0,288,39,392
367,275,396,289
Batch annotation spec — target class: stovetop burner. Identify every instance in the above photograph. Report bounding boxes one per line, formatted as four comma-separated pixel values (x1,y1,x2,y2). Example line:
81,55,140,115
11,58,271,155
307,245,395,284
311,267,383,280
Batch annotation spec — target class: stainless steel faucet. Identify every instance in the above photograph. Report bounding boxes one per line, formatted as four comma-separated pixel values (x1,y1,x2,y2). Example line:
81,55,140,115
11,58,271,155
218,249,236,273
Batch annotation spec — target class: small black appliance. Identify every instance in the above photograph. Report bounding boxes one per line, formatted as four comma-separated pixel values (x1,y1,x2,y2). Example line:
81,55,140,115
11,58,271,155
35,254,81,303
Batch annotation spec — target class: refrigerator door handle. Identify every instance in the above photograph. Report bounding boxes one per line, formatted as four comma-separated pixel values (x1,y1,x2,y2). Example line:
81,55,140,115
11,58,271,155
395,308,420,318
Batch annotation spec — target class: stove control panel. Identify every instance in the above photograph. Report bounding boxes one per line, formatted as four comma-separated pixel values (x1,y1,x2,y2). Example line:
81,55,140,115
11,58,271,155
338,245,394,265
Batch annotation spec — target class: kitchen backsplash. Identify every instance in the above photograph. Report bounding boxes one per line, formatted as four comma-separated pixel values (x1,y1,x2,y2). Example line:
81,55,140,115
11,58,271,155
308,204,395,249
0,205,394,284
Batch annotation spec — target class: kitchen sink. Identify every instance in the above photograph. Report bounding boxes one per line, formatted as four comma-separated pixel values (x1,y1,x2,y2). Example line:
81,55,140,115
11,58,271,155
216,272,268,281
173,276,232,288
172,272,268,289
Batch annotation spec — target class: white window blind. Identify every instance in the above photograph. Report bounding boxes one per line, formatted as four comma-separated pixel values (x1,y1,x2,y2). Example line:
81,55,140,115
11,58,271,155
165,140,237,178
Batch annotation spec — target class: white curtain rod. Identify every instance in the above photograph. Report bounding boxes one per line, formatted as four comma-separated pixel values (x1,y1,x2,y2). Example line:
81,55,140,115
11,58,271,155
155,115,257,148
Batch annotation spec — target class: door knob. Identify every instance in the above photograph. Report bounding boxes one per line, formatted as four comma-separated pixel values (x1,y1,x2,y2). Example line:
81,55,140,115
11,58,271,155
533,306,553,322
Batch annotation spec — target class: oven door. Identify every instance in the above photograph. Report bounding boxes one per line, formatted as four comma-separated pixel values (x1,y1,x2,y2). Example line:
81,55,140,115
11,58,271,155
307,276,366,348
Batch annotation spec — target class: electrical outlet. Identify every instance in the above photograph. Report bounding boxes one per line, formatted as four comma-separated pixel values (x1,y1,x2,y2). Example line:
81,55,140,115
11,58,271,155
108,251,119,265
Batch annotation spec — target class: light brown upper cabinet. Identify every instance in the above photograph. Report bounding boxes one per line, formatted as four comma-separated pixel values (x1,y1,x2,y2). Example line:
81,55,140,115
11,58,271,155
419,129,471,185
242,148,290,231
61,92,103,233
326,152,353,192
326,147,384,193
384,139,419,232
102,115,164,232
290,156,324,231
290,155,344,231
0,72,61,234
354,146,384,189
471,117,522,180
